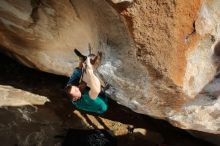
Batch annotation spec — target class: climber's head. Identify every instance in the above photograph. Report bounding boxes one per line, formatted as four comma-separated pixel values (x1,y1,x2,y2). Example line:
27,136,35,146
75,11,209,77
65,85,81,101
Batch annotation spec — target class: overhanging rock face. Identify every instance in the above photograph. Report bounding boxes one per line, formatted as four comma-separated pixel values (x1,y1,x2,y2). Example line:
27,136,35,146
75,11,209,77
0,0,220,145
0,0,133,76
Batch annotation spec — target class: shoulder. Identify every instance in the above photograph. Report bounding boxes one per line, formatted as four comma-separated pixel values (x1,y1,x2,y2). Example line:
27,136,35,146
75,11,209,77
81,88,98,100
88,90,99,100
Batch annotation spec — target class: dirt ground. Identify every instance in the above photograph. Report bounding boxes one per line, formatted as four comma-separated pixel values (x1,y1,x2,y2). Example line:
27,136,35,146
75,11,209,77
0,53,214,146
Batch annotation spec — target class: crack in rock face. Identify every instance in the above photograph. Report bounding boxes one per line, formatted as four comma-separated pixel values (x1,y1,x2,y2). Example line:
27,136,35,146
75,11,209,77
1,0,220,145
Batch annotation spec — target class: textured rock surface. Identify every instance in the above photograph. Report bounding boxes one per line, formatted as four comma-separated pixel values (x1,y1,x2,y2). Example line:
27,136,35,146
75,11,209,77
0,0,220,145
0,54,213,146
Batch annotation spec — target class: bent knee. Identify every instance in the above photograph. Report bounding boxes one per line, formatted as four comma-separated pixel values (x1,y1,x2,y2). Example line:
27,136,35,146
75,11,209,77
98,104,107,114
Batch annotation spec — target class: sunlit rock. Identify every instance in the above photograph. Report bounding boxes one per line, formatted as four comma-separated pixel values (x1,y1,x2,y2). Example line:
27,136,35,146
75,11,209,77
0,0,220,145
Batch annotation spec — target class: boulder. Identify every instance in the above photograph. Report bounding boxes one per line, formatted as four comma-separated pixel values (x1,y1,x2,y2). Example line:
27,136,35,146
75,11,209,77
0,0,220,144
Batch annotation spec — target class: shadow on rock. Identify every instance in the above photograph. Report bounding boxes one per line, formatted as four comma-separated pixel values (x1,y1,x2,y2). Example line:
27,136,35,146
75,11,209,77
0,53,215,146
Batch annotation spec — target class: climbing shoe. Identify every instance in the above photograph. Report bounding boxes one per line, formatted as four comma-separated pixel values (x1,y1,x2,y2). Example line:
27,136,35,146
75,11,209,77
74,49,87,62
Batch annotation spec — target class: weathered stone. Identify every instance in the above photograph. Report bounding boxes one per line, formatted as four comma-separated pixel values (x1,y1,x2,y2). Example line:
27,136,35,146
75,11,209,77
0,55,212,146
0,0,220,145
0,85,49,107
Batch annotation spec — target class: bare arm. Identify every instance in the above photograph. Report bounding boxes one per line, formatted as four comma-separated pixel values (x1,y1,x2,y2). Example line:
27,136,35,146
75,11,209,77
82,57,101,99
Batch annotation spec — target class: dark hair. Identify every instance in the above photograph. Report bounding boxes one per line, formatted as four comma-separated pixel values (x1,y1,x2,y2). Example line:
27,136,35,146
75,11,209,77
64,85,74,99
